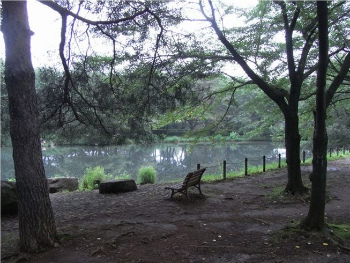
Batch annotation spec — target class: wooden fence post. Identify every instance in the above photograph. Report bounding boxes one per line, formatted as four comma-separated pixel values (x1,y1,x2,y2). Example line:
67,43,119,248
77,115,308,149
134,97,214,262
278,154,281,168
263,155,266,172
245,158,248,176
303,151,306,163
223,160,226,180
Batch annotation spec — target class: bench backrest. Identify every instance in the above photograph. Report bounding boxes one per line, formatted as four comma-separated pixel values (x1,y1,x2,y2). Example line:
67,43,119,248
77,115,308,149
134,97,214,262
182,168,206,188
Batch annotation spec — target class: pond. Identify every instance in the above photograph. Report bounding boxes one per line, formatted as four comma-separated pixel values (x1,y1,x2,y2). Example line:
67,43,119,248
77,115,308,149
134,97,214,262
2,141,308,183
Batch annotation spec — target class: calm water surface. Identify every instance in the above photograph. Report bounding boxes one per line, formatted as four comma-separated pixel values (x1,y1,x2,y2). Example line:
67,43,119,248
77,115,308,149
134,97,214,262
1,141,292,183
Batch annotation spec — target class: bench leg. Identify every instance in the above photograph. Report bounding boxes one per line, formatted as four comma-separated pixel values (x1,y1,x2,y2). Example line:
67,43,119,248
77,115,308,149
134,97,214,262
170,189,175,199
184,190,189,199
198,183,203,195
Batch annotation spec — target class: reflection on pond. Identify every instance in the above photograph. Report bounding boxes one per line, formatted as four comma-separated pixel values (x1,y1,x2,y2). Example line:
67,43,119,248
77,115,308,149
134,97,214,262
2,141,298,183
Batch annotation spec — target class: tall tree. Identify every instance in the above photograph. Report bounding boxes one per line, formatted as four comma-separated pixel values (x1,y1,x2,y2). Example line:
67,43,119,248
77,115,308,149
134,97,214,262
1,0,210,251
302,1,350,230
34,0,212,141
1,1,59,251
302,0,328,231
196,0,350,194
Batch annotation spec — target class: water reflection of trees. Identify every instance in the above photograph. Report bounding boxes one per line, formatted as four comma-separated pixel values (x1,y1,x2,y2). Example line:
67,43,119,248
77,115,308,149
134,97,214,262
2,142,291,182
152,146,186,165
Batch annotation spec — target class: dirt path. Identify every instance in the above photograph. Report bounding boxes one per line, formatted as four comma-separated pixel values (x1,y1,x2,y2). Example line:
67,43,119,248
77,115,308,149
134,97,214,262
2,158,350,263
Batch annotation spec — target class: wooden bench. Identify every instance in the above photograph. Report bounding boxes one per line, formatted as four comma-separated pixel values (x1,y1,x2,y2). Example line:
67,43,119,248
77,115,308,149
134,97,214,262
165,168,206,199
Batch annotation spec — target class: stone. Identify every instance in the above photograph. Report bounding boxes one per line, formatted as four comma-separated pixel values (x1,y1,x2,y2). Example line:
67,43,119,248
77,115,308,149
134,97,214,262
99,179,137,194
1,177,79,215
47,177,79,193
1,181,18,215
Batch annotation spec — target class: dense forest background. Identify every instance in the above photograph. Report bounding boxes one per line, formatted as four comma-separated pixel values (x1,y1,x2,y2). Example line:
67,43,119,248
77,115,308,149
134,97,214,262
1,59,349,146
1,1,349,148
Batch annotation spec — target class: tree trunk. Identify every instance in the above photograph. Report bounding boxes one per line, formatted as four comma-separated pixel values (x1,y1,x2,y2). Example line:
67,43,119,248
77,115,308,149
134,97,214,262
302,1,329,230
284,110,307,194
2,1,59,252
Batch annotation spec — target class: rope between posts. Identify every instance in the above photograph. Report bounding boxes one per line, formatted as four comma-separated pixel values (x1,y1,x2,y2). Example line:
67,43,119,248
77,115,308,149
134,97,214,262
195,145,349,179
226,161,244,165
249,157,261,162
204,164,221,169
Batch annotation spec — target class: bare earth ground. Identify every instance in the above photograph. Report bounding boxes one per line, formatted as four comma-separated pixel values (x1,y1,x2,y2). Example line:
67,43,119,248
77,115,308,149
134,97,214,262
2,158,350,263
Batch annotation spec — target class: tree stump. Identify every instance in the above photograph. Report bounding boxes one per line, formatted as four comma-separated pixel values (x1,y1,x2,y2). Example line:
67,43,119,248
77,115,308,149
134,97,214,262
99,179,137,194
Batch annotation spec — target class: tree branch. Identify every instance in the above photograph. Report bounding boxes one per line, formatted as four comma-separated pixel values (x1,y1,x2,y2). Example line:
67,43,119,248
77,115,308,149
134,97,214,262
274,1,296,82
39,0,150,26
200,0,287,111
326,51,350,107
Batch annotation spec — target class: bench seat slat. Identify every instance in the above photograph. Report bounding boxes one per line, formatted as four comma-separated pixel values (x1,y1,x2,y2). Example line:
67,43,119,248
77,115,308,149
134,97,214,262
165,183,183,190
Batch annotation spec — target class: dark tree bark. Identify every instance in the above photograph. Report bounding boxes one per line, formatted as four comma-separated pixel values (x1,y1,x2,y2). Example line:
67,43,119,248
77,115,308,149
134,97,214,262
302,1,329,230
1,1,59,252
284,111,306,194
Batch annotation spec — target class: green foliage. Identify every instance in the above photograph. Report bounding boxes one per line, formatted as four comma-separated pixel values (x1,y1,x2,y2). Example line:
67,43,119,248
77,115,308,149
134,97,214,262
202,173,222,182
80,166,111,191
272,222,301,244
229,131,240,140
164,136,180,143
213,134,225,142
138,166,157,184
302,151,350,164
1,1,348,147
266,186,287,201
328,151,350,161
328,224,350,240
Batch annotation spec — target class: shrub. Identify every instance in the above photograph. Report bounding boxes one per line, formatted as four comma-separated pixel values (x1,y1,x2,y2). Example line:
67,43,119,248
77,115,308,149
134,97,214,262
115,174,132,180
80,166,111,191
138,166,157,184
229,131,239,140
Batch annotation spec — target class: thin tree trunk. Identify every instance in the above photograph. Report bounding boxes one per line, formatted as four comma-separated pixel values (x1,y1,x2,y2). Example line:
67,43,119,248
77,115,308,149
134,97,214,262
302,1,329,230
2,0,59,252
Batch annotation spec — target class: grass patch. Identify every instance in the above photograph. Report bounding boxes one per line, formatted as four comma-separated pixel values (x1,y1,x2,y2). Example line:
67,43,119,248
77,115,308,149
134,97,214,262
328,223,350,240
185,152,348,185
328,152,350,161
273,221,301,244
80,166,111,191
301,152,350,166
202,173,221,182
227,171,245,179
138,166,157,184
273,221,350,249
266,186,286,201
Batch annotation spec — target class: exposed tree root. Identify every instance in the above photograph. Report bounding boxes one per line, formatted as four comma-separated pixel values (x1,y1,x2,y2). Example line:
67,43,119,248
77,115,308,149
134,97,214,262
323,227,350,254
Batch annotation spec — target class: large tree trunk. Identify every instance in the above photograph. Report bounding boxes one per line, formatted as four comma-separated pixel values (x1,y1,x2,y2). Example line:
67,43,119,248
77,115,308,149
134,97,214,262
302,1,329,230
2,1,59,252
284,110,307,194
